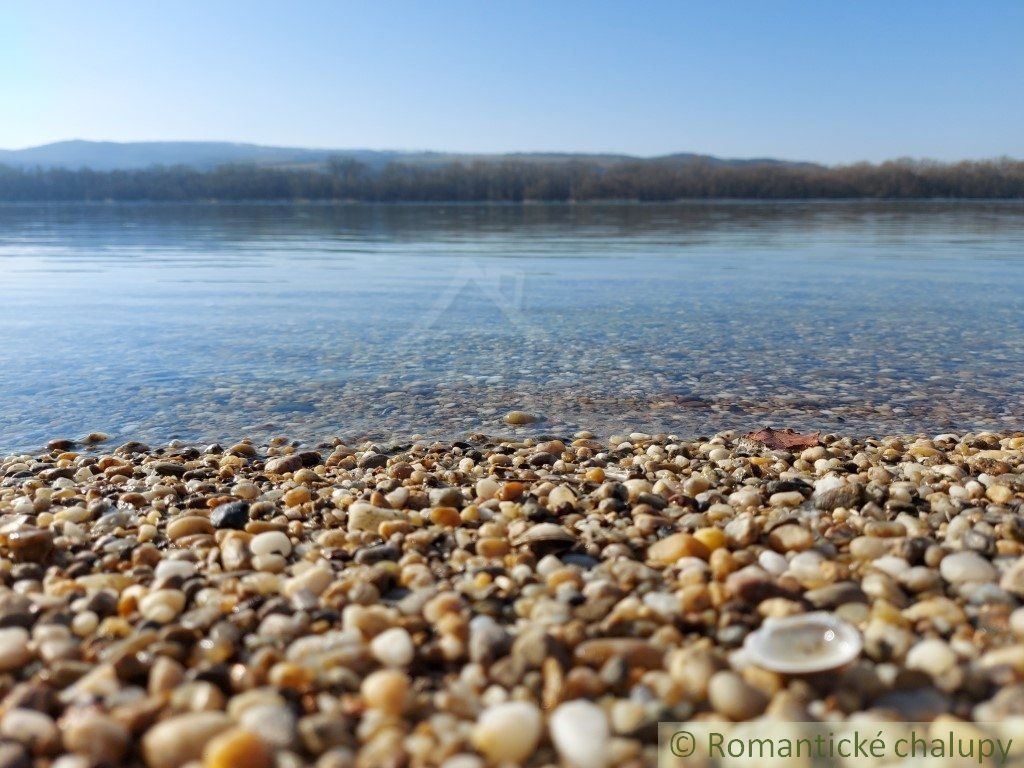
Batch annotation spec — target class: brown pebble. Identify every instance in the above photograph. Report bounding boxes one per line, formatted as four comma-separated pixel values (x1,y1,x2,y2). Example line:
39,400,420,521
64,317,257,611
361,669,409,714
167,515,214,540
767,524,814,553
648,532,710,564
708,671,769,720
574,638,664,669
202,728,272,768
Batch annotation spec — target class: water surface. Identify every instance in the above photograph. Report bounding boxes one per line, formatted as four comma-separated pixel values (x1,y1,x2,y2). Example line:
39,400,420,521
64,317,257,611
2,201,1023,452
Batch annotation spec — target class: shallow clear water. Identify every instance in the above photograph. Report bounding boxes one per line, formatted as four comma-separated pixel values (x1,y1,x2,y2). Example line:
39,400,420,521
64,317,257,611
2,201,1023,453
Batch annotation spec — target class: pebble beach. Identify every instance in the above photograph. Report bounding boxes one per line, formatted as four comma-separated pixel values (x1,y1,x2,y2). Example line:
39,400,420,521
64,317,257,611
3,424,1024,767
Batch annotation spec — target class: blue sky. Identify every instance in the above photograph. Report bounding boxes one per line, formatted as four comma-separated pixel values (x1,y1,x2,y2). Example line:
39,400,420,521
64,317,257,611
2,1,1022,163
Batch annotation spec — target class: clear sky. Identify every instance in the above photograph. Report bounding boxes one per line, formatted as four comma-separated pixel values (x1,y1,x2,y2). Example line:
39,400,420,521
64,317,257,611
2,0,1022,163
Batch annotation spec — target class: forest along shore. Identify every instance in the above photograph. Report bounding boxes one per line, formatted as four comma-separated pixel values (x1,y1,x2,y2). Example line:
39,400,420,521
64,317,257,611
1,428,1023,767
2,156,1024,201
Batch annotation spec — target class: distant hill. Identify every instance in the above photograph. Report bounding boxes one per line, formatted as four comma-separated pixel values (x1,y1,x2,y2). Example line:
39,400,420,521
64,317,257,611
0,140,402,171
3,141,1019,201
0,140,813,172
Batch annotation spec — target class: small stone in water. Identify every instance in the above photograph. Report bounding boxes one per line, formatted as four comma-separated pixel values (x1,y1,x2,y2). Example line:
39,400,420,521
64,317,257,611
503,410,538,425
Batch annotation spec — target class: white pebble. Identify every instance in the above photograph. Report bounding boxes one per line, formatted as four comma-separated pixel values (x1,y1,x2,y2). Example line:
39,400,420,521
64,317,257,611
939,551,996,584
252,553,286,572
550,699,610,768
71,611,99,637
371,627,415,668
154,559,197,581
475,478,500,500
250,530,293,557
284,564,333,597
441,756,485,768
758,550,788,576
788,551,824,583
906,638,957,677
472,701,543,764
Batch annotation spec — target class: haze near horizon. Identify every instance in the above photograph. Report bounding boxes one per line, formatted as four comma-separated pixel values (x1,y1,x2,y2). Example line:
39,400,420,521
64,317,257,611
3,0,1023,164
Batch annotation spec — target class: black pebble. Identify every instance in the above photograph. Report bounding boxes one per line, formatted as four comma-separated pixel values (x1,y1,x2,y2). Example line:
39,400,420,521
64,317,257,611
210,500,250,529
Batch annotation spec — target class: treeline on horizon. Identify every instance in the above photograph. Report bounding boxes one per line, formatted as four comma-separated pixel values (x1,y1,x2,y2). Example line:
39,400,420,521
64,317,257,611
1,156,1023,201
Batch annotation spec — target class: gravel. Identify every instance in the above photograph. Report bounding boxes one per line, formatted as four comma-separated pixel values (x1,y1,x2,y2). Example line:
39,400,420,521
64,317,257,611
2,428,1024,765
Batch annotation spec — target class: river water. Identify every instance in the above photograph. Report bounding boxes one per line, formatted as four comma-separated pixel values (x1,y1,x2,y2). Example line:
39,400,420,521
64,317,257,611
2,201,1023,452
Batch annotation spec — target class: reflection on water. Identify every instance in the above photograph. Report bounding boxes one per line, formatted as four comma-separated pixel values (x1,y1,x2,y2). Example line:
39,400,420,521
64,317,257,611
1,201,1023,452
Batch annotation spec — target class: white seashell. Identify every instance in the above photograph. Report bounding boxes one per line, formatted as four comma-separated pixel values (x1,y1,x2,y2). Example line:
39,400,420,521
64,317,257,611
743,611,861,674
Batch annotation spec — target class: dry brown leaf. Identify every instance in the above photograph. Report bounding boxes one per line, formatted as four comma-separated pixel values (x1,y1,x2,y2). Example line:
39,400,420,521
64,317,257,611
745,427,820,450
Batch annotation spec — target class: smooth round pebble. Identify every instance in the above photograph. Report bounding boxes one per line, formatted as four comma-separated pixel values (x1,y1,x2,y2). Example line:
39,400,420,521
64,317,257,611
708,671,769,721
203,728,272,768
370,627,415,668
0,627,31,671
471,701,543,764
550,699,610,768
250,530,293,558
361,669,409,714
939,551,997,584
142,712,232,768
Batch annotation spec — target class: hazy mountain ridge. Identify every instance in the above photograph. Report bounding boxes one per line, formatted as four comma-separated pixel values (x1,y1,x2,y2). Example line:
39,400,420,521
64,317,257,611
0,140,815,171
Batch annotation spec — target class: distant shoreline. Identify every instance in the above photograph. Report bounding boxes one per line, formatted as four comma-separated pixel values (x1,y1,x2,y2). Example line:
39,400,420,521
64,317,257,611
2,156,1022,202
2,197,1024,206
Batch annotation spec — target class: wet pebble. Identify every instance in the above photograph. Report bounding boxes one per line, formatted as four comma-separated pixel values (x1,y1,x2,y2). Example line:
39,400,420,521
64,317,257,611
503,410,539,425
